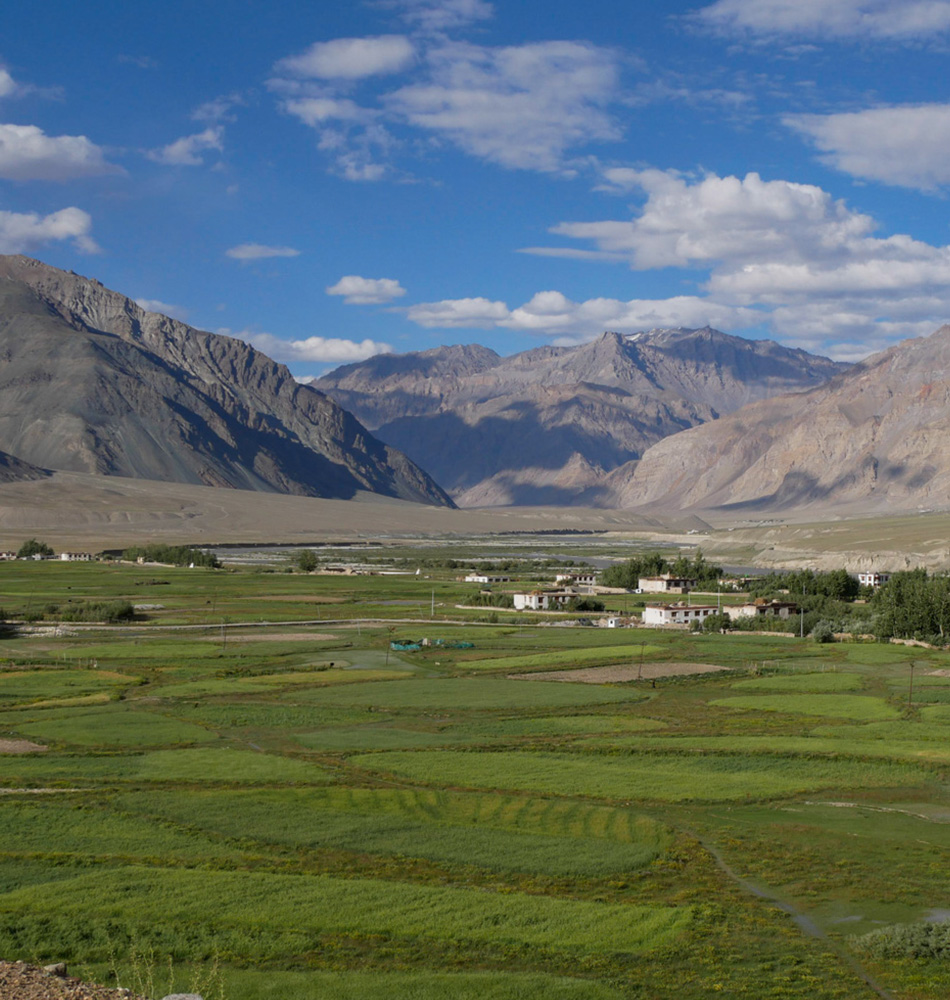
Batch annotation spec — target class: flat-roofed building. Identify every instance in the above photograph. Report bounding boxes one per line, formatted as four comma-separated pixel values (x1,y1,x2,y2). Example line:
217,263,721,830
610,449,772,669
642,603,718,626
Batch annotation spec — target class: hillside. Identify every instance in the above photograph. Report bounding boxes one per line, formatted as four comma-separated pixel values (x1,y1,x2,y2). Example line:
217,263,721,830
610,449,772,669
0,256,452,506
0,448,47,484
614,324,950,513
318,328,847,506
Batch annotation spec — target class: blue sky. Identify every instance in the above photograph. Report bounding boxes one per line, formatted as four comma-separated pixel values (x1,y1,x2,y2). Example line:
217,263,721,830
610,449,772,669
3,0,950,375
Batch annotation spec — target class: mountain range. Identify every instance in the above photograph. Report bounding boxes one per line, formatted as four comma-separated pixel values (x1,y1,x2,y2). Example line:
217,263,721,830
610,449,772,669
3,254,948,520
0,256,452,507
317,328,847,506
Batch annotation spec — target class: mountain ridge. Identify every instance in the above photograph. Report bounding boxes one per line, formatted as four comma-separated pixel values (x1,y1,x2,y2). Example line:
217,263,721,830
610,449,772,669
318,327,848,507
0,255,453,507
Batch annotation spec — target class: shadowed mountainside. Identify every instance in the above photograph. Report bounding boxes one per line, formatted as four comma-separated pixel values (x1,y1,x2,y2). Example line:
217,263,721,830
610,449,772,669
0,256,453,506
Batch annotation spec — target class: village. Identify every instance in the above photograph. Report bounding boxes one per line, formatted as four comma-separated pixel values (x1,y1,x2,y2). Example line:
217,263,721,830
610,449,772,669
461,567,895,632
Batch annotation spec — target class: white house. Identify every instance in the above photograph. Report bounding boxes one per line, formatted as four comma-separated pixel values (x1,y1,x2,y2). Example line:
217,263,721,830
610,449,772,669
643,603,718,626
555,572,597,588
725,599,798,621
638,575,695,594
856,571,891,588
59,552,93,562
464,573,510,584
513,590,574,611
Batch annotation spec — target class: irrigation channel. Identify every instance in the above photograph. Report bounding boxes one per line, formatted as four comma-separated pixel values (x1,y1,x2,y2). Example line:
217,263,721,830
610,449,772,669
688,830,897,1000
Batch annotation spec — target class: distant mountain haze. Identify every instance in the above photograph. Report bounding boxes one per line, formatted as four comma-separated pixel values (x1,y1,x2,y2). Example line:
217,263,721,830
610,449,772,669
318,328,847,507
0,256,453,506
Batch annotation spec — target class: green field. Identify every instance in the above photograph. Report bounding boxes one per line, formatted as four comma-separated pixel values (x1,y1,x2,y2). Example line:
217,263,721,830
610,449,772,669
0,557,947,1000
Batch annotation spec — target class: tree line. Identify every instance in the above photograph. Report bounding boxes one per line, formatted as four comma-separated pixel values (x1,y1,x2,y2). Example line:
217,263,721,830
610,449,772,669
600,551,723,589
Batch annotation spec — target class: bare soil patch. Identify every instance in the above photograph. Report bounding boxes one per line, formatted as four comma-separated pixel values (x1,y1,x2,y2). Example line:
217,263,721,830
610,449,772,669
199,631,339,643
511,662,729,683
0,739,47,754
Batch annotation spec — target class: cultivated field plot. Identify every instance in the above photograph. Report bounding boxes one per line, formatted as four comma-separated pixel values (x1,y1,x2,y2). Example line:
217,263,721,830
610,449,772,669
0,559,948,999
513,662,730,683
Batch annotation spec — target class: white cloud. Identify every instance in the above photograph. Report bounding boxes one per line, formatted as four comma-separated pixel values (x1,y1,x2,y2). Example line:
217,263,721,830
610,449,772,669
282,97,370,125
148,127,223,166
276,36,415,80
549,169,876,270
0,123,119,181
192,93,244,123
134,298,189,321
0,205,99,253
518,167,950,356
405,289,755,338
0,69,17,99
225,243,301,261
407,297,511,327
395,0,495,32
242,331,394,363
326,275,406,304
787,104,950,191
386,40,623,172
693,0,950,40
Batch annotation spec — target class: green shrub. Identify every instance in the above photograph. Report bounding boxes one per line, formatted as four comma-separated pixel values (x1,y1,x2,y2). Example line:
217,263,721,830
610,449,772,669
853,922,950,960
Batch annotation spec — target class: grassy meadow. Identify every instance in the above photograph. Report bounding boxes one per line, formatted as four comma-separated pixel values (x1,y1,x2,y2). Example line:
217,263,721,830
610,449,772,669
0,555,948,998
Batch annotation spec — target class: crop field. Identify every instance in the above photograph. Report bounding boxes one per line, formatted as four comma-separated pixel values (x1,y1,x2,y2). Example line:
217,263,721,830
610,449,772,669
1,557,950,998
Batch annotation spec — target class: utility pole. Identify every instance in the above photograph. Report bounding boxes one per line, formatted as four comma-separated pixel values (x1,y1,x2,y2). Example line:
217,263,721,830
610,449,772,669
909,661,916,710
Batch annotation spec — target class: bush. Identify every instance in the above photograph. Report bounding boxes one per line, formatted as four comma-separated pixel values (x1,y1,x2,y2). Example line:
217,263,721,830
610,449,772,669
854,922,950,960
566,597,605,612
466,592,514,608
701,612,733,633
294,549,318,572
810,620,835,643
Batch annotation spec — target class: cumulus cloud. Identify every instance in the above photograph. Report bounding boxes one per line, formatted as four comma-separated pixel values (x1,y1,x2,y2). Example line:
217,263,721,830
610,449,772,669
0,205,99,253
550,170,882,270
148,127,223,166
786,104,950,191
406,296,511,327
386,40,622,172
225,243,301,261
242,331,393,364
0,124,119,181
326,275,406,304
693,0,950,40
134,298,190,321
276,36,415,80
